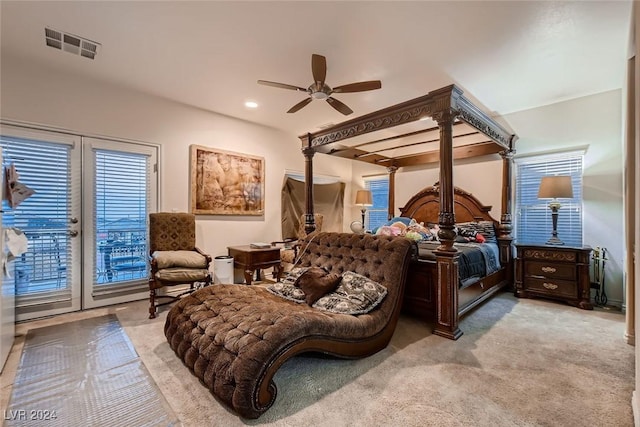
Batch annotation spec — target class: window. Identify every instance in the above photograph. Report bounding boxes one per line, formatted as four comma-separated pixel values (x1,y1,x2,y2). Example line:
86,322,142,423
514,151,584,246
94,149,149,287
364,177,389,231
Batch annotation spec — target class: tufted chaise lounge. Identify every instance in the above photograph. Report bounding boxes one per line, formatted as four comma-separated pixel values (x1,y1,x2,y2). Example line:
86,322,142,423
164,232,413,419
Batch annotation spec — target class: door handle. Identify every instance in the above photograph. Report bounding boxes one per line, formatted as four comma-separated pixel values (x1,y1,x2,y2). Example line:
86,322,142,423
69,230,79,237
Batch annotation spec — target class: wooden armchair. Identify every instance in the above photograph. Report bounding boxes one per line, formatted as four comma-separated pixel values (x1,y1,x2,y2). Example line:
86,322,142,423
272,213,323,267
148,212,212,319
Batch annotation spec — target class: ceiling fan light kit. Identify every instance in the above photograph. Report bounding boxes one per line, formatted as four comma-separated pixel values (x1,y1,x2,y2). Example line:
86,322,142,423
258,53,381,115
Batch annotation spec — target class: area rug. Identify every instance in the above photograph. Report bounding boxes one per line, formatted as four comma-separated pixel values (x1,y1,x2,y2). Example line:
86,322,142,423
5,314,179,427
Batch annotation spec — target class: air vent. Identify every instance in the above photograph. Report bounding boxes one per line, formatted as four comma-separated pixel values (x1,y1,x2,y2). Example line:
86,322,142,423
44,27,100,60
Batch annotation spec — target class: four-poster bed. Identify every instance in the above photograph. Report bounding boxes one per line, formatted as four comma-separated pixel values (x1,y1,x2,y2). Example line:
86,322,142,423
298,84,518,339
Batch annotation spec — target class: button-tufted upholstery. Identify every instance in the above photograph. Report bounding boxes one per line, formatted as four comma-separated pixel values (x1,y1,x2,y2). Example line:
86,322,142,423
164,232,413,419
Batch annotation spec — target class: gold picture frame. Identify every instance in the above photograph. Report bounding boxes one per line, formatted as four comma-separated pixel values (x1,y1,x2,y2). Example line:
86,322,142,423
190,145,265,215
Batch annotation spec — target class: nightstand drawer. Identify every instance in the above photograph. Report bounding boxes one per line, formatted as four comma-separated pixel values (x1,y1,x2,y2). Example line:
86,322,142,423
525,261,575,281
524,277,577,298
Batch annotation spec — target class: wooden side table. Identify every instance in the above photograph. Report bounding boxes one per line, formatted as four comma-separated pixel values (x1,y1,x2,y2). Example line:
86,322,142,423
227,245,282,285
515,243,592,310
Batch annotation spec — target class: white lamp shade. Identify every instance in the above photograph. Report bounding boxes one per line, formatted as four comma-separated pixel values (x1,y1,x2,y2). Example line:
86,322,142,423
538,176,574,199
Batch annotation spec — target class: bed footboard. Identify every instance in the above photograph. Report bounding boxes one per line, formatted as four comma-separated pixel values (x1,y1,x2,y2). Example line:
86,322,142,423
403,260,510,336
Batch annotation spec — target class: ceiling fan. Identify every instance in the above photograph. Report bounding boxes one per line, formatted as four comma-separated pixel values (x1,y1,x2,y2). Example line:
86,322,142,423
257,54,381,115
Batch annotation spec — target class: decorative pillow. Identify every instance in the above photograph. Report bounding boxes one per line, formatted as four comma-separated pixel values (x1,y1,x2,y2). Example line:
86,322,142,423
294,267,342,305
313,271,387,315
281,266,309,285
405,218,434,241
375,225,403,237
457,221,497,243
265,267,309,303
371,216,411,234
456,227,486,243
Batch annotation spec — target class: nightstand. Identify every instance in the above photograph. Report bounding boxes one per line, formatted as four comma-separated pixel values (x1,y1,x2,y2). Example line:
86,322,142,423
227,245,282,285
515,243,592,310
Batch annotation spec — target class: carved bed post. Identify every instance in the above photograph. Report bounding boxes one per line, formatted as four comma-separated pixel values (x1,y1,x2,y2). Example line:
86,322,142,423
387,165,398,220
432,104,462,340
301,134,316,234
498,148,515,283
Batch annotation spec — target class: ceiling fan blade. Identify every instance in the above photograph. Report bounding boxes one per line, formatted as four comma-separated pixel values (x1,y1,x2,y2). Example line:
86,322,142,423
332,80,382,93
287,97,312,113
257,80,307,92
326,97,353,115
311,54,327,84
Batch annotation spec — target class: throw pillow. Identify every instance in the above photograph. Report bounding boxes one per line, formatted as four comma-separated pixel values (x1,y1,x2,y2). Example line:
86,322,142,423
265,267,309,303
313,271,388,315
457,221,498,243
294,267,342,305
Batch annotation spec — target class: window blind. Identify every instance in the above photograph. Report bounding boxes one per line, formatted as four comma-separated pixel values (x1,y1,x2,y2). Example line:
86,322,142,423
93,149,150,294
365,177,389,230
515,153,583,246
0,136,73,306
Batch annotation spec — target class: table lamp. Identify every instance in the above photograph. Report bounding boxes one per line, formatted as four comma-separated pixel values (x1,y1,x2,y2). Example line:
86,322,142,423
355,190,373,226
537,175,573,245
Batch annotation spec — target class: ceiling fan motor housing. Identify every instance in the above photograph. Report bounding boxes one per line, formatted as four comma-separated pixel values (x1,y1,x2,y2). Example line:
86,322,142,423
310,83,331,99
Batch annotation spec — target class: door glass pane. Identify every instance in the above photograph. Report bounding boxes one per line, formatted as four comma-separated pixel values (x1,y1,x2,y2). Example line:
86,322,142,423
94,150,148,290
0,137,73,304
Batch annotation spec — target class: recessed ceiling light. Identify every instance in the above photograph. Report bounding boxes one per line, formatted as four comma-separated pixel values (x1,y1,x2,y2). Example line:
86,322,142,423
245,101,258,109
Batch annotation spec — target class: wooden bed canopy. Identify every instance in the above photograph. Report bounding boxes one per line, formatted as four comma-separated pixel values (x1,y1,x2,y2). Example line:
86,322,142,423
298,84,518,339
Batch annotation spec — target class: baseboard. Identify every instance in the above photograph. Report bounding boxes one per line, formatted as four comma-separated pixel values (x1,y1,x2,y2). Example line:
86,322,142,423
626,332,636,346
633,390,640,427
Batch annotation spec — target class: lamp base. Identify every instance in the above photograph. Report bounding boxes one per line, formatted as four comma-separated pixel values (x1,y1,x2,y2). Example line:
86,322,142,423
545,236,565,245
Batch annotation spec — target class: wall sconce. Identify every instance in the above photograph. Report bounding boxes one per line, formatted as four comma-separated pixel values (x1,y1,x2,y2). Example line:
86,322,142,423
354,190,373,226
537,175,574,245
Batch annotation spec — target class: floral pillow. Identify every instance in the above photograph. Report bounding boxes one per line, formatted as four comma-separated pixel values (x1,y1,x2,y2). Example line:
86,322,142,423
265,267,309,303
267,269,388,315
313,271,387,315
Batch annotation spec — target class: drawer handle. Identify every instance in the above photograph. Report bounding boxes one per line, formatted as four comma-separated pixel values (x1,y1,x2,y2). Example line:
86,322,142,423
541,266,557,273
543,282,558,290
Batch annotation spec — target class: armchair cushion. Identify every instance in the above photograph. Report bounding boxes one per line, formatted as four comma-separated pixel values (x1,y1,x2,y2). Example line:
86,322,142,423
153,267,210,284
152,250,208,269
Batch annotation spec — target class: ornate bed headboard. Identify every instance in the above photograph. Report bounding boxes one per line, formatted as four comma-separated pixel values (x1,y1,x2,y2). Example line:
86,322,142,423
399,184,499,226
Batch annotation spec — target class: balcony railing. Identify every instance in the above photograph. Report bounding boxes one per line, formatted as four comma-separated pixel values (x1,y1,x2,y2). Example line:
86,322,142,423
14,227,148,295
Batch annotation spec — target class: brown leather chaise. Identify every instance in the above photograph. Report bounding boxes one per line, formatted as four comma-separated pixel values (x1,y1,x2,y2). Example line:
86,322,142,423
164,232,413,419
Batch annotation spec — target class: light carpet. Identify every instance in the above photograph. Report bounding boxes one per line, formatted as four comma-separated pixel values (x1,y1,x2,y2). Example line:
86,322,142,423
115,292,634,426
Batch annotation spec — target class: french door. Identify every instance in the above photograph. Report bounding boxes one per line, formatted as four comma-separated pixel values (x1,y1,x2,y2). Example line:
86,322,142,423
82,137,157,309
0,124,158,320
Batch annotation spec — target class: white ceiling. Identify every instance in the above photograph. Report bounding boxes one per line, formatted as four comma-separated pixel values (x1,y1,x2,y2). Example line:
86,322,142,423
0,1,633,137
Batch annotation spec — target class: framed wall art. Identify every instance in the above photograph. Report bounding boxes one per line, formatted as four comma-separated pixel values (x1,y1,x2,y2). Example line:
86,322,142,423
190,145,265,215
